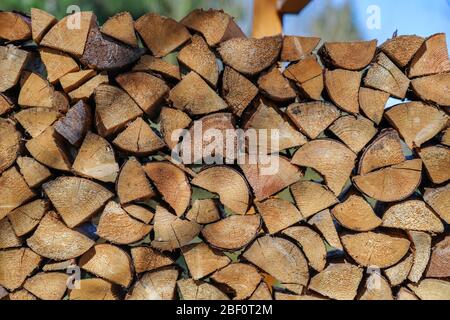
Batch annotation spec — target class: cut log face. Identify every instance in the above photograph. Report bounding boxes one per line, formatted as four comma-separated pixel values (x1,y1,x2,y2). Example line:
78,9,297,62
42,259,76,272
359,273,393,300
159,107,191,150
54,100,91,146
191,166,249,215
178,35,219,87
96,201,152,245
249,282,272,300
292,139,356,196
101,11,137,47
169,71,227,116
281,36,321,62
113,118,165,155
218,35,282,76
358,129,405,175
364,53,410,99
384,253,414,286
308,263,363,300
407,231,431,283
178,278,229,300
382,200,444,233
397,287,419,300
181,9,245,47
426,236,450,278
411,73,450,106
202,215,260,250
17,156,52,188
80,244,133,287
353,159,422,202
59,69,96,93
9,289,37,300
133,55,181,81
43,176,113,228
68,72,109,101
0,167,35,220
131,246,174,273
144,162,191,216
324,69,361,113
39,48,79,84
256,198,302,234
183,242,231,280
18,73,54,108
0,45,29,92
291,180,338,219
409,33,450,78
282,226,327,272
0,248,41,291
116,72,169,117
135,13,190,57
31,8,57,44
0,217,22,249
423,185,450,224
117,158,154,204
210,263,261,300
0,119,21,174
442,128,450,146
80,24,144,71
408,279,450,300
186,199,220,224
331,192,381,231
69,278,118,300
419,145,450,184
241,155,303,201
243,236,309,287
257,67,296,102
40,11,94,57
221,66,258,117
329,115,377,153
0,12,31,41
23,272,68,300
358,87,389,125
380,35,424,68
319,40,377,70
286,101,340,139
123,204,154,224
308,209,343,250
0,94,13,116
283,55,324,100
151,205,201,251
27,211,94,260
15,108,59,138
126,268,178,300
8,199,49,237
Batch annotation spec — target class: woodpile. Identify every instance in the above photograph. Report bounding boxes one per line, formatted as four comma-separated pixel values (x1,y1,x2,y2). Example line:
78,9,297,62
0,8,449,301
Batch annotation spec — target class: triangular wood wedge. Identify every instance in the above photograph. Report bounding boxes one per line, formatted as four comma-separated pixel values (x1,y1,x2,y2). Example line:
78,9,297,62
258,67,296,102
177,278,229,300
0,45,29,92
256,198,303,234
123,204,154,224
68,72,108,101
31,8,57,44
18,73,54,108
319,40,377,70
329,115,377,153
54,100,91,146
133,55,180,81
39,48,79,84
407,231,431,283
131,246,174,273
0,248,41,291
126,268,178,300
0,94,13,116
0,217,22,249
281,36,321,62
359,273,393,300
16,156,52,188
308,209,343,250
385,253,414,286
15,107,59,138
59,69,96,93
380,35,424,68
69,278,118,300
159,107,191,150
0,119,21,174
101,11,137,47
117,158,154,204
324,69,361,113
283,56,324,100
185,199,220,224
23,272,68,300
0,12,31,41
0,167,35,220
411,73,450,106
408,279,450,300
249,282,272,300
183,242,231,280
426,236,450,278
419,145,450,184
423,185,450,224
396,287,419,300
358,87,389,125
8,289,37,301
7,199,49,237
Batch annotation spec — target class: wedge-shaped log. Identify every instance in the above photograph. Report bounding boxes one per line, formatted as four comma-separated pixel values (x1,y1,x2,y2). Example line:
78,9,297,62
183,242,231,280
419,145,450,184
126,268,178,300
178,278,229,300
426,236,450,278
407,231,431,283
131,246,174,273
423,185,450,224
411,73,450,106
159,107,191,150
0,167,35,220
23,272,68,300
380,35,424,68
15,108,59,138
59,69,96,93
54,100,91,146
0,94,13,115
185,199,220,224
409,33,450,78
329,115,377,153
308,209,343,250
408,279,450,300
256,198,303,234
31,8,57,44
358,87,389,125
359,273,393,300
319,40,377,70
17,156,51,188
101,11,137,47
39,48,79,84
7,199,49,237
133,55,180,81
249,282,272,300
68,73,108,101
281,36,320,62
211,263,261,300
258,67,296,102
324,69,361,113
0,12,31,41
385,254,414,286
0,119,21,174
0,248,41,291
18,73,54,108
0,45,29,92
0,217,22,249
69,278,118,300
117,158,154,204
284,56,324,100
291,180,338,219
123,204,154,224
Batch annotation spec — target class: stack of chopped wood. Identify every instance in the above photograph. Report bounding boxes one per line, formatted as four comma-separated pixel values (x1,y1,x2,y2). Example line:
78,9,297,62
0,8,449,301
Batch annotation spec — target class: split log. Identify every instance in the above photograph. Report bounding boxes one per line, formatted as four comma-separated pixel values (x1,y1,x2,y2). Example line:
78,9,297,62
0,12,31,41
0,94,13,115
257,67,296,102
59,69,96,93
191,166,249,215
42,259,75,272
117,158,154,204
408,33,450,78
319,40,377,70
135,13,190,57
185,199,220,224
211,263,261,300
407,231,431,283
441,128,449,146
329,115,377,153
43,176,113,228
308,263,363,300
380,35,424,68
151,205,201,251
397,287,419,300
39,48,79,83
27,211,94,260
80,244,133,287
249,282,272,300
358,87,389,125
178,278,229,300
324,69,361,113
178,35,219,87
8,289,37,300
292,139,356,196
23,272,68,300
133,55,181,81
0,248,41,291
113,117,165,155
69,278,118,300
408,279,450,300
255,198,302,234
283,55,323,100
7,199,49,236
217,35,282,76
131,246,174,273
181,9,245,47
281,36,321,61
169,71,227,115
0,167,35,220
17,156,51,188
0,119,21,173
15,107,59,138
423,185,450,223
40,11,94,57
411,73,450,106
18,73,54,108
331,192,381,231
52,91,69,113
101,11,137,47
68,72,108,102
419,145,450,184
96,201,152,245
282,226,327,272
243,236,309,287
30,8,57,44
286,101,340,139
353,159,422,202
123,204,154,224
159,107,191,150
426,236,450,278
0,45,29,92
0,217,22,249
382,200,444,233
116,72,169,117
384,254,414,286
54,100,91,146
72,132,119,183
183,242,231,279
126,268,178,300
359,273,393,300
308,209,343,250
202,215,260,250
144,162,191,216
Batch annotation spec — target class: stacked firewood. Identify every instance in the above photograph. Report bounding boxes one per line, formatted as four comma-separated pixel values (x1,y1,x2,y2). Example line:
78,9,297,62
0,8,449,300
